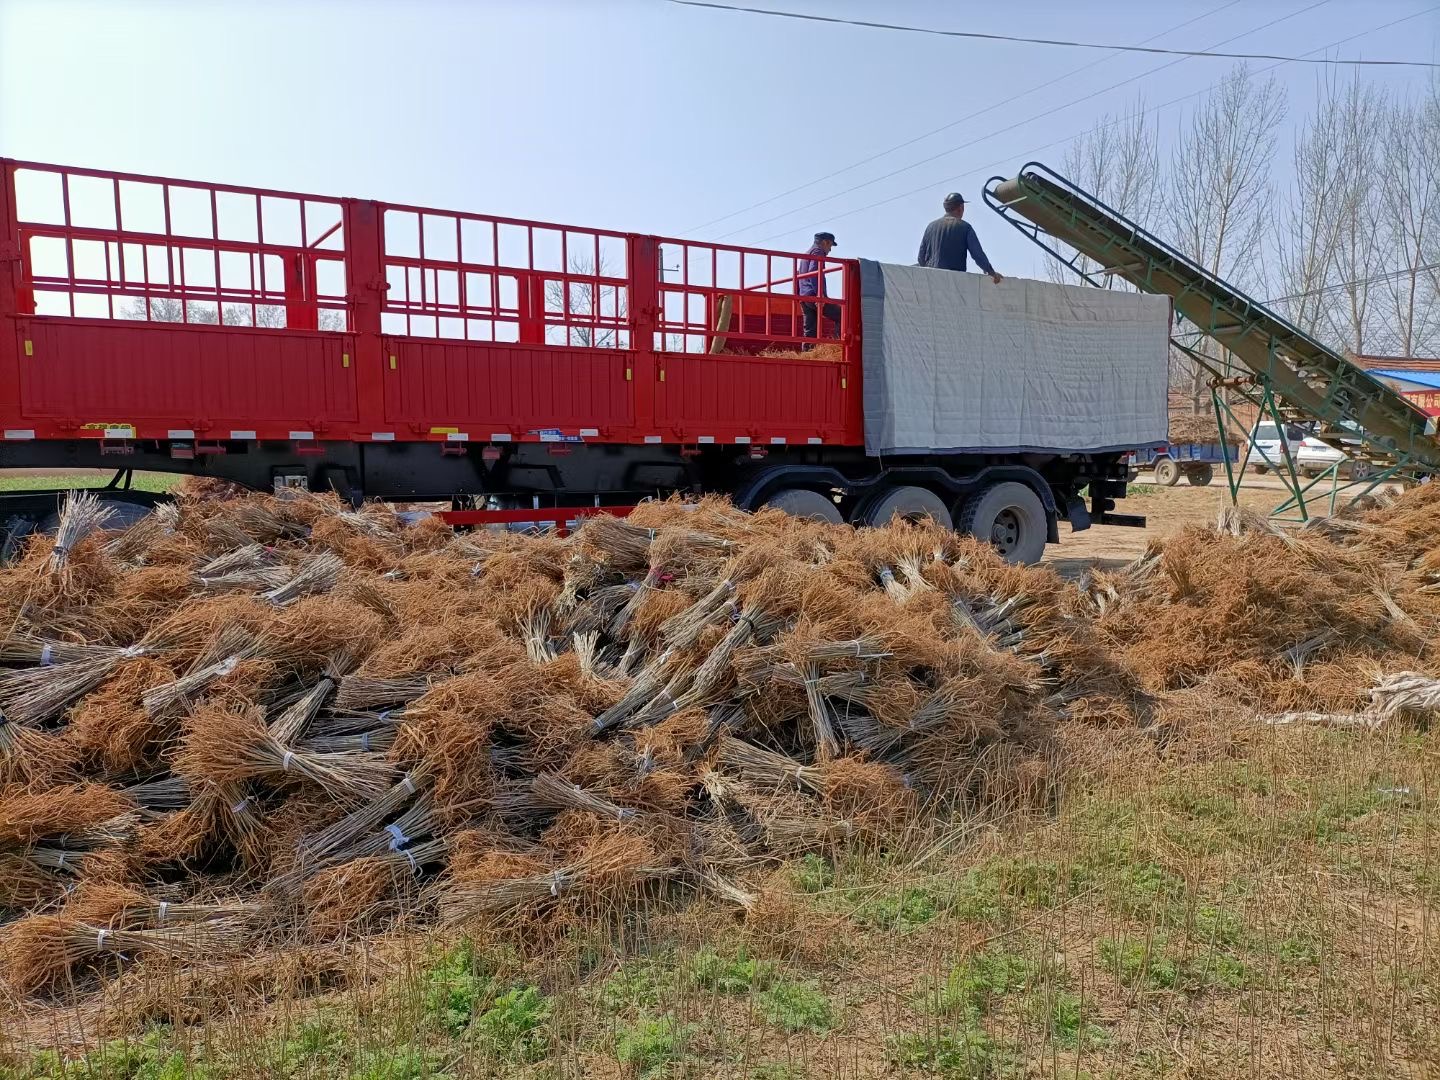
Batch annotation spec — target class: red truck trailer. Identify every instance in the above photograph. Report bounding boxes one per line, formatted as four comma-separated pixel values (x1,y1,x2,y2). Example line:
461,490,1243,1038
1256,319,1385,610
0,159,1150,563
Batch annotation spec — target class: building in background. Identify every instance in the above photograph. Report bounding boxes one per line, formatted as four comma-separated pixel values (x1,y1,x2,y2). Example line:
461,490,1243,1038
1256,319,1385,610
1353,355,1440,417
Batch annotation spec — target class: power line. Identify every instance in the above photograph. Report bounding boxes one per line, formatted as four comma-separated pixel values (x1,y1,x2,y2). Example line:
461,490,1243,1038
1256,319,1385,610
671,1,1440,68
680,0,1243,236
746,4,1440,248
712,0,1329,242
1266,262,1440,305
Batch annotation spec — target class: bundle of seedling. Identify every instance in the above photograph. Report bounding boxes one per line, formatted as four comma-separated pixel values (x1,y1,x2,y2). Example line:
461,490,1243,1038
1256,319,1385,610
1,479,1438,1014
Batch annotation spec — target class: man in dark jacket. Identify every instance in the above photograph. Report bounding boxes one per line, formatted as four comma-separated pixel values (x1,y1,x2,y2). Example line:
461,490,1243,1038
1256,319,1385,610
798,231,840,346
917,193,1003,283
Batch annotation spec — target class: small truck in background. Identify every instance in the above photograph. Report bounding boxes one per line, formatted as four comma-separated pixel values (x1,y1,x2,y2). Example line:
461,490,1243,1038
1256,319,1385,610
1128,442,1234,487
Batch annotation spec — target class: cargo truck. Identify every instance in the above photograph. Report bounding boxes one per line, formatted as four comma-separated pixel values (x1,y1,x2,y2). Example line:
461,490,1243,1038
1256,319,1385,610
0,158,1171,563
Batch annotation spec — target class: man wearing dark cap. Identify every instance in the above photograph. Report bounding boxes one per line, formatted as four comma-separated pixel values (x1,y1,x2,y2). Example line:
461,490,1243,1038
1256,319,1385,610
918,193,1003,283
798,231,841,347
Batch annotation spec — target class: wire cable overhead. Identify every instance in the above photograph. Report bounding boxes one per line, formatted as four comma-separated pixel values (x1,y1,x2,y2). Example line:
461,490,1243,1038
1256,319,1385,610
670,1,1440,67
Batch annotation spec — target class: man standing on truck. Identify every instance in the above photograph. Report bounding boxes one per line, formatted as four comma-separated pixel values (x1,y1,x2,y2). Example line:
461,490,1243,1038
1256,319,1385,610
798,231,841,348
917,193,1003,284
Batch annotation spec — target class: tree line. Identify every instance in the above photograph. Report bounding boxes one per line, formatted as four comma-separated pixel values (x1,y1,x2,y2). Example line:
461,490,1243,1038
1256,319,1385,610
1048,66,1439,411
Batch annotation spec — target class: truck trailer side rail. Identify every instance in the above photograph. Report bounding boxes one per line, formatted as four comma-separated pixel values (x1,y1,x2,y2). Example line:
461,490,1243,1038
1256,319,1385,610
0,158,862,456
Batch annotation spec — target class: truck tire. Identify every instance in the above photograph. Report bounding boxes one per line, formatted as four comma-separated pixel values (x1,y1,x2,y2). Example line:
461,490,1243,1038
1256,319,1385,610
958,482,1047,565
1186,465,1214,487
858,485,953,529
1153,457,1180,486
761,488,843,524
37,496,154,535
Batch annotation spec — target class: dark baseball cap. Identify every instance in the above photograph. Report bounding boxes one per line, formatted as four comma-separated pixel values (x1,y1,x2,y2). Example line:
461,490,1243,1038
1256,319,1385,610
943,192,965,209
814,231,837,244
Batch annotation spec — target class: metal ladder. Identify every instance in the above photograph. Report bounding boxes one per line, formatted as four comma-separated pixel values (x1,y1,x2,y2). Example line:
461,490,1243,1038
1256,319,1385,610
983,162,1440,519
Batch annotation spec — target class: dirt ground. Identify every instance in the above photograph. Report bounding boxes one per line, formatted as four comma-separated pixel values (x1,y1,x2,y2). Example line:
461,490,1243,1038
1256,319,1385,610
1044,472,1401,578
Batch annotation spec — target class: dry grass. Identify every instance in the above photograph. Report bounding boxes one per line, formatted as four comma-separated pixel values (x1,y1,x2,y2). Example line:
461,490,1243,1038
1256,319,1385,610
0,486,1439,1078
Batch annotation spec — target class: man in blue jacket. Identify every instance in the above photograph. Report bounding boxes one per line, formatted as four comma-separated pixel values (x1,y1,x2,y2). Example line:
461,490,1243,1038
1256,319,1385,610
917,193,1004,283
798,231,840,347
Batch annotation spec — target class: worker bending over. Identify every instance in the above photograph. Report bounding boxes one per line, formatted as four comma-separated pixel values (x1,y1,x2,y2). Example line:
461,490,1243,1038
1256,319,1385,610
798,231,841,346
917,193,1003,284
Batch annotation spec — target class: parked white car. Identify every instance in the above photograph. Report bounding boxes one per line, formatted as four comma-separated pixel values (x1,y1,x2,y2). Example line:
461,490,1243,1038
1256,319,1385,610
1247,422,1364,478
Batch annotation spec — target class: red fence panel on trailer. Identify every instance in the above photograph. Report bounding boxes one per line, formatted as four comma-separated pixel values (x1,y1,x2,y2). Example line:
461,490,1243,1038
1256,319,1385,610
0,158,865,451
649,238,859,445
2,160,361,440
372,200,641,438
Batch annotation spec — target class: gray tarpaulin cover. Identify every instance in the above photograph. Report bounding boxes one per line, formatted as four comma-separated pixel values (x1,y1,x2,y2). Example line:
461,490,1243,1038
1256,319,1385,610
858,259,1169,456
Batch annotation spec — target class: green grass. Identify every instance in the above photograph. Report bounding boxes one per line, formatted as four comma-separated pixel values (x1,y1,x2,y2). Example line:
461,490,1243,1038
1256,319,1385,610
7,714,1437,1078
920,948,1035,1018
0,472,181,494
887,1028,1008,1079
614,1016,692,1077
755,979,835,1034
688,947,777,994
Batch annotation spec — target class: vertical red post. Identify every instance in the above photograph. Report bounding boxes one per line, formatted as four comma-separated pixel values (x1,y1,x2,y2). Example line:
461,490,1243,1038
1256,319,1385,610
518,276,546,345
0,161,22,414
628,235,661,436
345,199,387,432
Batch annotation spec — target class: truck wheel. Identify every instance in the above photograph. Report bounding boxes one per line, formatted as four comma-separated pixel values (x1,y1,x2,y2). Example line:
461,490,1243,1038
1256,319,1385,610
761,488,843,524
37,496,154,534
958,482,1047,565
1153,457,1180,486
1186,465,1214,487
858,485,953,529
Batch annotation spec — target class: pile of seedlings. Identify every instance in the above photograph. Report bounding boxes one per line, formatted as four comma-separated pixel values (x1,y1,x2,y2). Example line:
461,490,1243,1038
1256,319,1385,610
0,489,1077,1005
2,480,1437,1012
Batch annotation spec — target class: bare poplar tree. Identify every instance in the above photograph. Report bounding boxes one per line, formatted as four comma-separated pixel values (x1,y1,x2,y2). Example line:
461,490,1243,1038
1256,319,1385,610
545,254,628,347
1315,75,1388,355
1378,87,1440,356
1272,72,1354,340
1167,65,1286,411
1047,100,1161,287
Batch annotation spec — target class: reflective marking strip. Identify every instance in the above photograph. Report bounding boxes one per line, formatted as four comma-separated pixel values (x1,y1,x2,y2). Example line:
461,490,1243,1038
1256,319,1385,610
770,437,787,445
490,433,512,442
104,426,134,439
230,430,257,440
735,436,751,444
807,437,823,445
644,435,662,444
167,429,195,439
4,430,34,440
446,432,468,442
371,432,395,441
698,436,715,444
289,431,314,440
579,428,599,437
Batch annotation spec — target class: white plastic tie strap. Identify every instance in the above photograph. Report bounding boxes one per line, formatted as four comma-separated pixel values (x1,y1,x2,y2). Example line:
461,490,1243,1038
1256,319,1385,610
231,798,250,815
378,710,393,722
549,873,563,897
95,929,110,951
384,823,408,850
402,775,417,796
40,644,54,666
55,851,68,870
360,732,371,751
281,750,295,772
156,901,169,926
121,645,145,659
404,849,419,875
215,656,240,677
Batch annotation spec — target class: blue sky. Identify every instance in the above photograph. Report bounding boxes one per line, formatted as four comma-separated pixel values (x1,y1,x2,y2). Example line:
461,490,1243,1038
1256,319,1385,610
1,0,1436,278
